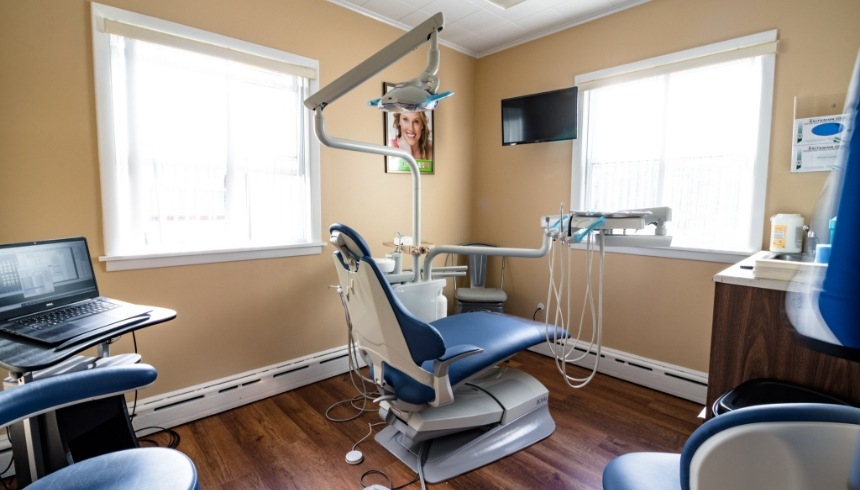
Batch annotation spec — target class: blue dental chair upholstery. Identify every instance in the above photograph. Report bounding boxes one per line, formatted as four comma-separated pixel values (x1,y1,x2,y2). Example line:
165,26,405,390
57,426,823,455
5,364,198,489
603,403,860,490
330,223,565,482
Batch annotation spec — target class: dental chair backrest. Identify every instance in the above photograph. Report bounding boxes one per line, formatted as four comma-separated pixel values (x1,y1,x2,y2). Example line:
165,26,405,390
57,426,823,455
330,223,446,408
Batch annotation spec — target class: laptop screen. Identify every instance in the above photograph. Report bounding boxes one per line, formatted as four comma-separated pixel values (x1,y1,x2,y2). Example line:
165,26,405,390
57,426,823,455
0,237,99,321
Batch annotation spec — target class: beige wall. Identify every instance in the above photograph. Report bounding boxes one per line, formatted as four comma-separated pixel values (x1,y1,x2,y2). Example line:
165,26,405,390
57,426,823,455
0,0,476,396
1,0,858,398
474,0,860,371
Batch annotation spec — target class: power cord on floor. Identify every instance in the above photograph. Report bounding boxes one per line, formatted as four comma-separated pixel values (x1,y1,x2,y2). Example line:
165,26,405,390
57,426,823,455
350,422,424,490
0,428,14,490
135,426,181,448
359,469,419,490
326,286,383,424
352,422,385,453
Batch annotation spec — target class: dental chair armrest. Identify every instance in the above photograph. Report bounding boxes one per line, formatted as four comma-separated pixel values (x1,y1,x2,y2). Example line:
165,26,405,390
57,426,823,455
433,345,483,376
430,345,482,407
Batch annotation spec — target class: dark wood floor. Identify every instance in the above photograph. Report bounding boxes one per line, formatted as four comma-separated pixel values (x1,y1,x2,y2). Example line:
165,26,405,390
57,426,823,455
136,350,702,489
0,351,701,489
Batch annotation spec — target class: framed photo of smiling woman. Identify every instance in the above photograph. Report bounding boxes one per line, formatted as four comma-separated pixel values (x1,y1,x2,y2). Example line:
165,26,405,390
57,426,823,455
383,82,435,174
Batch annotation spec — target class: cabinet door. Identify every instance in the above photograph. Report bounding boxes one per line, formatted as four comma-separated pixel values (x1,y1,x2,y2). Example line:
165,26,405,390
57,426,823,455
707,282,860,417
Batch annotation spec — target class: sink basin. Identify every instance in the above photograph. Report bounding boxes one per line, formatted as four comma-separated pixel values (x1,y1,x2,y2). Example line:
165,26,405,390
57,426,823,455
753,251,825,283
765,252,814,263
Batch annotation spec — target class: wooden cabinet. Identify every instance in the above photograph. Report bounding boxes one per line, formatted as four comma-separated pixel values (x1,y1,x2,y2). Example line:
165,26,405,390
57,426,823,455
706,279,860,418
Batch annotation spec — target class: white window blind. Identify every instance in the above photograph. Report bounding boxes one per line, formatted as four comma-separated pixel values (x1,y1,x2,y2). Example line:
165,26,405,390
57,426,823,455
572,31,777,258
91,4,321,270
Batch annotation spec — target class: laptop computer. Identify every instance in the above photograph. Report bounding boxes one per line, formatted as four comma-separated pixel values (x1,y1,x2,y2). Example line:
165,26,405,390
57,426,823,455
0,237,152,346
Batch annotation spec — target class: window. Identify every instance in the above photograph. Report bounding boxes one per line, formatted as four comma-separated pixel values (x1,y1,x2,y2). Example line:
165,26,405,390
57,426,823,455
572,31,777,260
91,4,321,271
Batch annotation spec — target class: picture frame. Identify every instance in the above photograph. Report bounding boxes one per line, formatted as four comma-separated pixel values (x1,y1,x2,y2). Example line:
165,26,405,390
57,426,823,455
383,82,435,174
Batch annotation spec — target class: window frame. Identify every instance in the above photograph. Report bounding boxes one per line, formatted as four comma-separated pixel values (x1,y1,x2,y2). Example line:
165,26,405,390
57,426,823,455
570,31,777,263
90,3,323,271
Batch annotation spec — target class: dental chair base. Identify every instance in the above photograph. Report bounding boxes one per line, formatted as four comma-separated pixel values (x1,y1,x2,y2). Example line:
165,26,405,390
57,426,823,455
376,367,554,483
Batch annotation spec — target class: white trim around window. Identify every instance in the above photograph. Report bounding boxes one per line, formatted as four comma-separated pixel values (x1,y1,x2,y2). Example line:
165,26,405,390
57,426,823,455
90,3,323,271
571,31,777,263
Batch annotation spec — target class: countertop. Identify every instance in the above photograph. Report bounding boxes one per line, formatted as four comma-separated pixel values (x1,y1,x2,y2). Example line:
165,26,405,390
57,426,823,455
713,250,823,293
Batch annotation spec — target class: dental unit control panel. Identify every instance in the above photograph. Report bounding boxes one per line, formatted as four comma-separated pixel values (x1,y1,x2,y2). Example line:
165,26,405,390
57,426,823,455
541,206,673,246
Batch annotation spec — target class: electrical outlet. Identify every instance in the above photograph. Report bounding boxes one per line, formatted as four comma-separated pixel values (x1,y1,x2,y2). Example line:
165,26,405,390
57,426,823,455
536,303,544,311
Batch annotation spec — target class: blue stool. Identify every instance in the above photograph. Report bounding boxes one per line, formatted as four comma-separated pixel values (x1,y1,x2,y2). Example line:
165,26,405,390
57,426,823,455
28,447,198,489
2,364,198,489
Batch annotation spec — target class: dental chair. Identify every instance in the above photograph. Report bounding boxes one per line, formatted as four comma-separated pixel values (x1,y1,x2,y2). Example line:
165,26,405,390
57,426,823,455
602,403,860,490
5,364,198,489
330,223,565,483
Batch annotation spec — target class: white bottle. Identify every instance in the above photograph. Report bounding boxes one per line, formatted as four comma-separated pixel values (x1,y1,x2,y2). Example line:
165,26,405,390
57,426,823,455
769,214,804,253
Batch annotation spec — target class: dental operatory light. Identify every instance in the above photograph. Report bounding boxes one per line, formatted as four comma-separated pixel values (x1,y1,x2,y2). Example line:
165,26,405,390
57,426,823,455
369,75,454,112
367,30,454,112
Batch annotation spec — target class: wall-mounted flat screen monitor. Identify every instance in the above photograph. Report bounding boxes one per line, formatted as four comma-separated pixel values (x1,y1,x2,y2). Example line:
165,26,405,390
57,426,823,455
501,86,578,146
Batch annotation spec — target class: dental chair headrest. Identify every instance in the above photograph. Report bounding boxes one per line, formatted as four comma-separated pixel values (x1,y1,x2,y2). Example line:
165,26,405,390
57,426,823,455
330,223,373,269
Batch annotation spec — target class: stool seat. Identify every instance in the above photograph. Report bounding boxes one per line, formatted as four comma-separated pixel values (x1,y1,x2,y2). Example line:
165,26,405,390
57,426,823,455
455,288,507,303
28,447,199,490
603,452,681,490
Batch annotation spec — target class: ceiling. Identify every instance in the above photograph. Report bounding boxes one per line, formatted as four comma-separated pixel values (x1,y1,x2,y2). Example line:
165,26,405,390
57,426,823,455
328,0,650,58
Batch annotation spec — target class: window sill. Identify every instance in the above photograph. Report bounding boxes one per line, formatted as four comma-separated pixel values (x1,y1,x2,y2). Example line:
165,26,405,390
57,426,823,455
568,241,751,264
99,242,326,271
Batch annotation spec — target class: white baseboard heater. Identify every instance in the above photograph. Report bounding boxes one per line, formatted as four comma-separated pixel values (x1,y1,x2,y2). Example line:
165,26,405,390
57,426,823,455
125,342,710,435
131,346,357,436
529,341,708,404
131,341,706,438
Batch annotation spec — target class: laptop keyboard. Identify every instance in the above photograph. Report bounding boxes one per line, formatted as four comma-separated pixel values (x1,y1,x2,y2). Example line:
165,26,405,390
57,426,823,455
14,300,119,330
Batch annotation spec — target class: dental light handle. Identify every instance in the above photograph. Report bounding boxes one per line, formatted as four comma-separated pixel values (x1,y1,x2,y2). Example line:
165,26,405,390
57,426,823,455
415,30,440,90
313,111,423,282
423,234,552,281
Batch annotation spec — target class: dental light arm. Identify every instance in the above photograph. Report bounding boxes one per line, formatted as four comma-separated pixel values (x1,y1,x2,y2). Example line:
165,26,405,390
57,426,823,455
304,13,448,283
303,13,444,113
